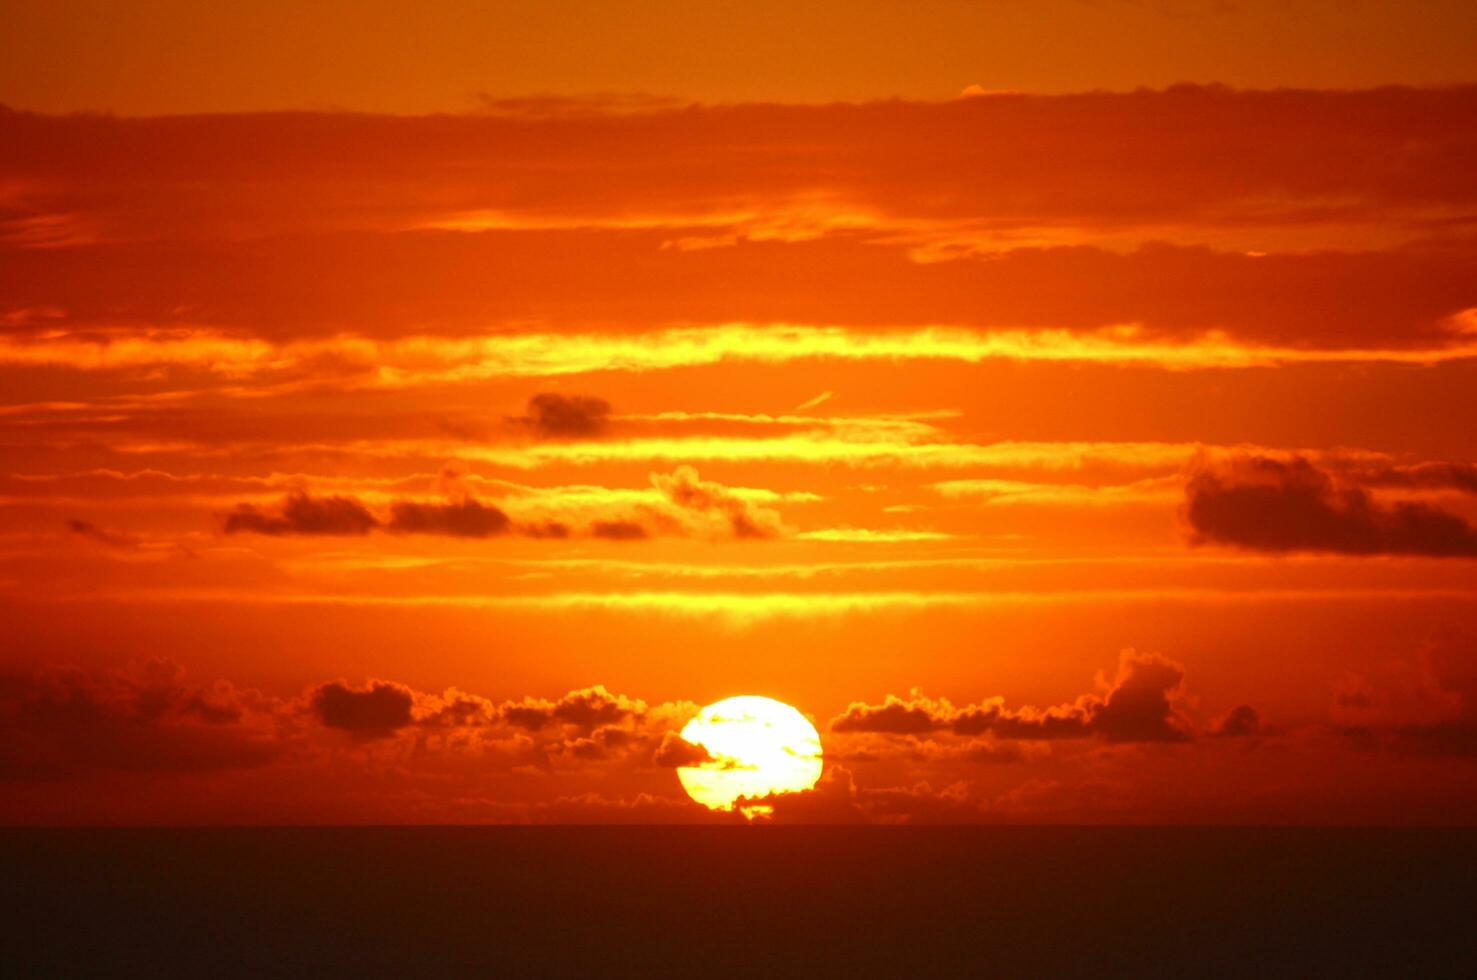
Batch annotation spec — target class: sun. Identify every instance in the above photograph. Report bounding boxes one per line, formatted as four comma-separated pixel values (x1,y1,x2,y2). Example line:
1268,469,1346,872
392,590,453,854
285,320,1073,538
676,696,823,817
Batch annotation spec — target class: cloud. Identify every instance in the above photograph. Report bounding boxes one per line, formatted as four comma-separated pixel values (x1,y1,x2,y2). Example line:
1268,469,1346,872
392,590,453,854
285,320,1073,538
590,519,649,541
1210,705,1260,738
433,460,474,500
385,498,512,538
299,678,700,775
9,245,1477,366
1183,455,1477,557
555,727,635,762
408,683,705,775
310,680,415,739
932,476,1179,507
1360,462,1477,495
1088,653,1193,743
7,89,1476,356
1425,626,1477,718
831,651,1195,743
652,731,715,767
0,660,284,779
224,491,379,536
829,690,947,735
19,663,1477,824
738,766,990,825
795,391,833,411
511,393,611,439
414,688,499,728
736,766,869,824
383,460,514,538
64,518,138,550
0,662,731,817
217,490,562,541
7,87,1475,246
216,469,794,541
497,685,648,733
650,465,784,539
1334,626,1477,756
550,686,648,729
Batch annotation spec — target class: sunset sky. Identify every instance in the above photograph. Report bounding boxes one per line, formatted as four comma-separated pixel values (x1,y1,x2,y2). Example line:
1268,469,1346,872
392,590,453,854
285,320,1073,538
3,0,1477,825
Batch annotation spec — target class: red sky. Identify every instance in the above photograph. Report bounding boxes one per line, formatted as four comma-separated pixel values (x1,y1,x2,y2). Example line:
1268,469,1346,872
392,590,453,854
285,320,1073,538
3,1,1477,825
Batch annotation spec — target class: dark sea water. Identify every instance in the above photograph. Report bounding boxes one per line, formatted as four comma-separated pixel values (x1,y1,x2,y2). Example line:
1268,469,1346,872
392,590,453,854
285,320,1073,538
3,826,1475,978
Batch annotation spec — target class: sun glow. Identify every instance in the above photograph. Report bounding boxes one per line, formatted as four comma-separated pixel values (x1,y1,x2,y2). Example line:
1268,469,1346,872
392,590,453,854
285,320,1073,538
676,696,824,818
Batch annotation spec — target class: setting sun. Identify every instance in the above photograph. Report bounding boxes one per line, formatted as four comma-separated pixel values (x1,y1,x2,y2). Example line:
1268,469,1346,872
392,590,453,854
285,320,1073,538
676,696,824,816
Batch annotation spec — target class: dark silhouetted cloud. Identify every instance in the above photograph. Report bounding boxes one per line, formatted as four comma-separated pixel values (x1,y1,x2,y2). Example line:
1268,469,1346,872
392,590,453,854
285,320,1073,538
512,393,612,439
498,685,648,733
224,491,379,536
1183,455,1477,557
832,651,1194,743
311,680,415,739
218,482,709,541
653,731,714,768
829,692,943,735
386,498,512,538
1089,653,1192,743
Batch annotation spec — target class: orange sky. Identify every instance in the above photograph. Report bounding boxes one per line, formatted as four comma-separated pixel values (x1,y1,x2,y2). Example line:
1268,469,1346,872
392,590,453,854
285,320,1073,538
5,0,1477,112
3,3,1477,825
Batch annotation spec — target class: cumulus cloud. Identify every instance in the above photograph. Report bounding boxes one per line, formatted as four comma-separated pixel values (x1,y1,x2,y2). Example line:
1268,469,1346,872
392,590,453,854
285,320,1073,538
830,691,947,735
406,684,704,774
414,688,499,728
320,679,696,774
497,685,648,732
310,680,416,739
652,730,715,767
736,766,869,824
224,491,379,536
831,651,1196,744
512,393,612,439
1088,653,1193,743
1183,455,1477,557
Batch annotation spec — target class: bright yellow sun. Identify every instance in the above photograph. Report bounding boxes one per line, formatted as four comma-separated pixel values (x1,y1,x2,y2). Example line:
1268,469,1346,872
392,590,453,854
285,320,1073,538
677,695,823,817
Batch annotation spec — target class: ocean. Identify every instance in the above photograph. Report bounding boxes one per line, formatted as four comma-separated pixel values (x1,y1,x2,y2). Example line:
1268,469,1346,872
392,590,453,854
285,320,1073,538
4,826,1474,977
